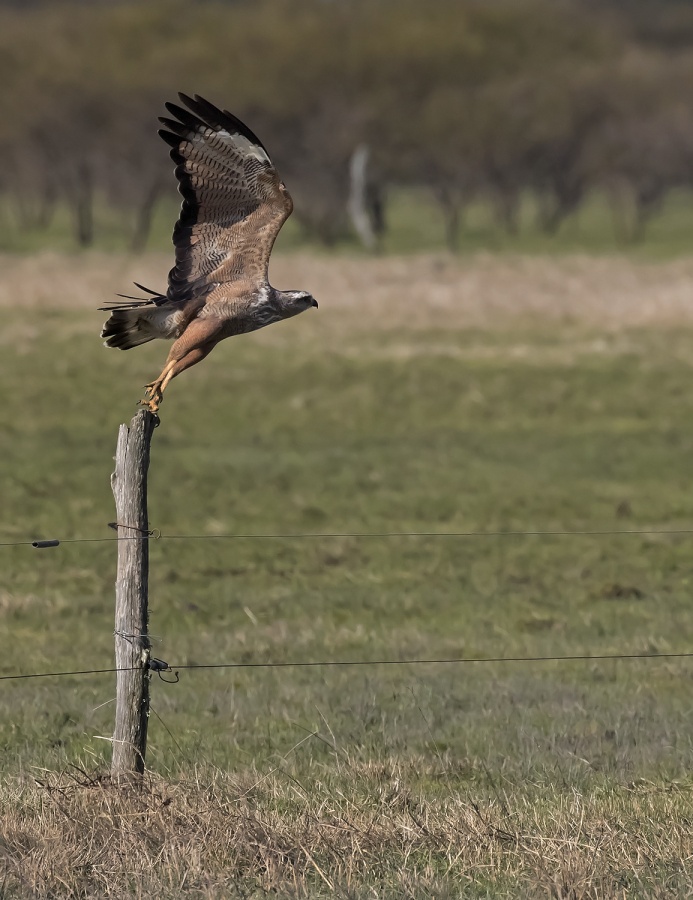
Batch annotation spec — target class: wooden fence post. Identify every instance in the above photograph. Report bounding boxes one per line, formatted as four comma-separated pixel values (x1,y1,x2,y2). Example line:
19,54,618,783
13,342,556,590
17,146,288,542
110,409,158,779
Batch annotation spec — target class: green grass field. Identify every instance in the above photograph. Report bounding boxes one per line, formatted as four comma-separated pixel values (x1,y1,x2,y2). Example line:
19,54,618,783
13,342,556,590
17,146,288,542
4,187,693,259
2,252,693,896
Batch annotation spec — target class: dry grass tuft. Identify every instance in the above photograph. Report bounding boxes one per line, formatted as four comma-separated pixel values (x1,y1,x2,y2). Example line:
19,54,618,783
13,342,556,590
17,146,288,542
2,763,691,898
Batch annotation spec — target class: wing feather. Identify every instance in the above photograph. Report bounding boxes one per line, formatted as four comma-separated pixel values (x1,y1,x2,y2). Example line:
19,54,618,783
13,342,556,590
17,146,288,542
161,93,293,304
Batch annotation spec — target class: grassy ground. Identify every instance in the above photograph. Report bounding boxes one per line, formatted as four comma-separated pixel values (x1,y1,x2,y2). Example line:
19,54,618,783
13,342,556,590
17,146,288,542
2,252,693,896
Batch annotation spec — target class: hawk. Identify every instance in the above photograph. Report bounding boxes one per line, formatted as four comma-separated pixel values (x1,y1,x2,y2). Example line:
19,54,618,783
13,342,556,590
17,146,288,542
100,93,317,412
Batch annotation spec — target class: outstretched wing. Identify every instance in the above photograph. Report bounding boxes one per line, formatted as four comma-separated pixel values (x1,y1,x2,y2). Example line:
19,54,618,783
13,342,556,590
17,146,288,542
159,93,293,304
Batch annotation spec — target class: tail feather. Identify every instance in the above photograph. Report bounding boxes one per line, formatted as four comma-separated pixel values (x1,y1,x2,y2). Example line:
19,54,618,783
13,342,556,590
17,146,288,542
101,305,159,350
132,282,164,297
99,281,167,310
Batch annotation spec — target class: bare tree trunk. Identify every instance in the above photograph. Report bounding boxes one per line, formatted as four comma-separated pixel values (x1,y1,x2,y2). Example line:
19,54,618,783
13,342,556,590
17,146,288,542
69,163,94,248
538,199,568,235
111,410,158,780
606,180,665,243
537,184,584,235
348,144,377,252
435,186,463,251
630,184,665,243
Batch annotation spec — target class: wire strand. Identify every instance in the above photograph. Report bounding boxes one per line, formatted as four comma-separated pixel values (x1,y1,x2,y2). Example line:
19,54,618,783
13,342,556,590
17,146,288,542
2,651,692,681
0,666,137,681
163,528,693,539
170,651,693,669
2,527,693,548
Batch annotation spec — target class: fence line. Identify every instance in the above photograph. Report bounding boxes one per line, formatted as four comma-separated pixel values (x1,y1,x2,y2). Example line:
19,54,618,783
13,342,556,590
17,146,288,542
2,650,693,682
2,526,693,549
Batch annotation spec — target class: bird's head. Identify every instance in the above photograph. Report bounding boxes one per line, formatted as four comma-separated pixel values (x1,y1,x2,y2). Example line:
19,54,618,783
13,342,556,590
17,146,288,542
278,290,319,318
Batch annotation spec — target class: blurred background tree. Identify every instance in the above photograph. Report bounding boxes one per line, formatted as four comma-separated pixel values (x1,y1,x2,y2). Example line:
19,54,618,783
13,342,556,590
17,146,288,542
2,0,693,252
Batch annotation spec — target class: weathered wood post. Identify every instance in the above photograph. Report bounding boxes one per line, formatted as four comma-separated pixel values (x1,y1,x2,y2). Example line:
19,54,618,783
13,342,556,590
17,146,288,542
110,409,158,778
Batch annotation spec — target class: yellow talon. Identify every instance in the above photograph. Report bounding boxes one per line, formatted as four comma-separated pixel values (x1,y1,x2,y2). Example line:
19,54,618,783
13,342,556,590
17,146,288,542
140,382,163,413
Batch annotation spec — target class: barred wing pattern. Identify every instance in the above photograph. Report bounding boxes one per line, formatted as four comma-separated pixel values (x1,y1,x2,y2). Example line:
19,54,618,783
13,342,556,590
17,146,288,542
159,93,293,303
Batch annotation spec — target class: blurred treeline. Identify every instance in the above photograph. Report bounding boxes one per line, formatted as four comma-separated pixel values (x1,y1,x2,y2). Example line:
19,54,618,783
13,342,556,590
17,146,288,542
3,0,693,251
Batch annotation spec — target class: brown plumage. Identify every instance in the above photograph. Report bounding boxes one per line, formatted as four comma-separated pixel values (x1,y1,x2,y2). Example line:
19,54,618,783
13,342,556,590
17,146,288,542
100,93,317,412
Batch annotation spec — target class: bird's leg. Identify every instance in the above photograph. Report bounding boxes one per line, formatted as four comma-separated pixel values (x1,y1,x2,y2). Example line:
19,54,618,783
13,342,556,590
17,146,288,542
139,346,214,412
140,360,177,413
138,317,222,413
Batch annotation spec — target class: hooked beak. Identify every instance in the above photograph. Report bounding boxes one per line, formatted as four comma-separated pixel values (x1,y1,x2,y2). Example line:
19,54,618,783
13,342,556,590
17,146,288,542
311,298,319,309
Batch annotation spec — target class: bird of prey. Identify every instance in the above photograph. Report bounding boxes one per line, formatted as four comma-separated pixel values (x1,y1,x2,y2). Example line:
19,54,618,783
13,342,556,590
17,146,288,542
100,93,317,413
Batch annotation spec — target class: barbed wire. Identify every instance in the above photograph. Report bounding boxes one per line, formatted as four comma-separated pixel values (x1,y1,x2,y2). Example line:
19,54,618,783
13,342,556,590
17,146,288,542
2,650,692,682
2,526,693,549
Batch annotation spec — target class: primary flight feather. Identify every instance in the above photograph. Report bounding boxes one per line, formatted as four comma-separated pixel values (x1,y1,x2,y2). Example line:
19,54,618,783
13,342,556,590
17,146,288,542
100,93,317,412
